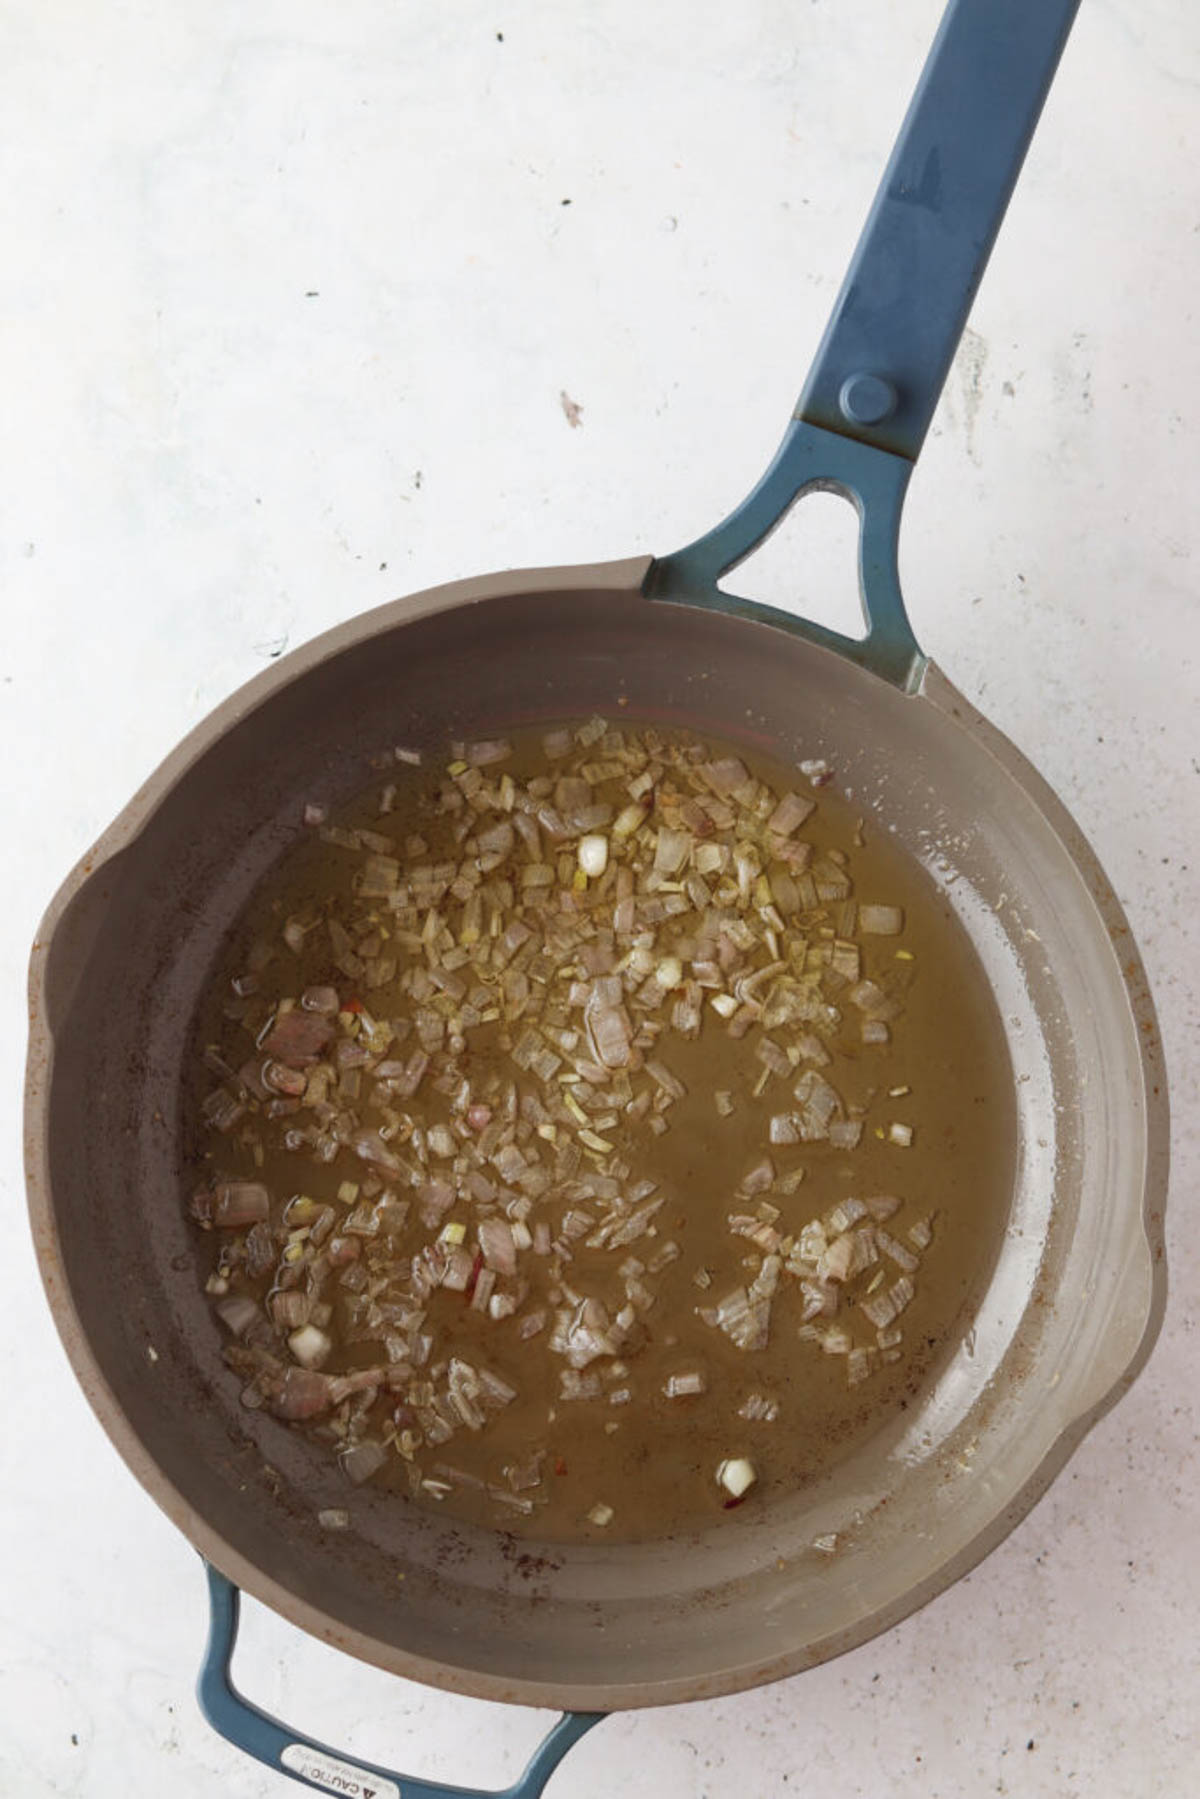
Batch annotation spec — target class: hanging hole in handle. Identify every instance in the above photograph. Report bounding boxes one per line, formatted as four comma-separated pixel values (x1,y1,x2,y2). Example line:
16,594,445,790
716,486,867,641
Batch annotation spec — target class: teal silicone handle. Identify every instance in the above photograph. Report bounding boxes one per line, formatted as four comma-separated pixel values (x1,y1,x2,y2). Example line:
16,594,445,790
798,0,1080,461
197,1564,603,1799
651,0,1082,688
647,418,921,690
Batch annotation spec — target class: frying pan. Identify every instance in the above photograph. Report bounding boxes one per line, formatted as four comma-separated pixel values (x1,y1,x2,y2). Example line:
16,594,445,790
24,1,1168,1795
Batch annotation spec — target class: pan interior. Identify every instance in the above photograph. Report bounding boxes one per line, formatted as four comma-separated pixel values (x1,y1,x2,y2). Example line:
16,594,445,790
36,577,1153,1706
180,710,1018,1544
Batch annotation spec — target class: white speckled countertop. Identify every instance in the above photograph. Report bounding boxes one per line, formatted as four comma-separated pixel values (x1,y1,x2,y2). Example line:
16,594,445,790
2,3,1197,1794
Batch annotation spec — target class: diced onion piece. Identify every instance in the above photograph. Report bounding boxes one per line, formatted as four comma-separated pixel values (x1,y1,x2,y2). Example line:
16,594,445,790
889,1274,915,1315
716,1457,757,1500
478,1217,518,1275
578,834,609,877
288,1324,332,1369
271,1290,312,1331
645,1059,686,1100
737,1392,779,1422
656,956,684,990
875,1228,919,1274
848,979,901,1022
792,1070,842,1140
653,827,691,876
301,985,340,1015
756,1036,792,1077
587,1000,632,1069
702,757,751,798
262,1009,335,1068
663,1370,707,1398
817,1235,856,1284
427,1124,457,1159
889,1121,914,1147
766,791,815,836
859,904,904,936
740,1157,775,1196
587,1502,614,1527
470,1267,496,1311
860,1287,899,1330
318,1508,351,1530
612,802,646,839
215,1295,261,1337
797,1278,837,1321
467,738,512,766
259,1368,331,1420
767,865,800,914
213,1182,271,1228
341,1440,388,1485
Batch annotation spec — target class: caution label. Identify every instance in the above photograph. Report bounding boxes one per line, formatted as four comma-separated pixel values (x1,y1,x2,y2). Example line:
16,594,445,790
280,1741,401,1799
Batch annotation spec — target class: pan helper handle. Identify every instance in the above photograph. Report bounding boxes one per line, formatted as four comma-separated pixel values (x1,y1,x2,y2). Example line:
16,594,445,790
649,0,1081,689
197,1563,603,1799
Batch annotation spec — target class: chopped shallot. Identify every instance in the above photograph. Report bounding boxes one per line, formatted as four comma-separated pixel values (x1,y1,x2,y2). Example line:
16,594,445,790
288,1325,332,1369
341,1440,388,1485
859,904,904,935
663,1370,707,1398
193,715,933,1536
716,1457,757,1500
578,834,609,877
213,1182,270,1228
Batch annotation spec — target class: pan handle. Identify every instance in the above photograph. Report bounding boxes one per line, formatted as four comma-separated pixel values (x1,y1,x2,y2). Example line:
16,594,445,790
197,1563,603,1799
647,418,924,691
798,0,1080,462
649,0,1080,690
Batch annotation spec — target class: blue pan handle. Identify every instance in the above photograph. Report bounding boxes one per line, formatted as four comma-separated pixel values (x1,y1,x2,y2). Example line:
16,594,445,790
197,1564,603,1799
798,0,1080,461
649,0,1081,688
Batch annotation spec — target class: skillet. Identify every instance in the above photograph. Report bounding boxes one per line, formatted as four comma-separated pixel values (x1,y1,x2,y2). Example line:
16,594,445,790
25,1,1168,1793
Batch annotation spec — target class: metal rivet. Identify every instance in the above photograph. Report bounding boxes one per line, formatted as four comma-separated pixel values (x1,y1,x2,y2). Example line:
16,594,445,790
839,373,898,427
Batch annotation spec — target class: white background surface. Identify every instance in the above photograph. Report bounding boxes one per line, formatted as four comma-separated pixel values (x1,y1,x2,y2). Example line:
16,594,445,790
2,2,1197,1794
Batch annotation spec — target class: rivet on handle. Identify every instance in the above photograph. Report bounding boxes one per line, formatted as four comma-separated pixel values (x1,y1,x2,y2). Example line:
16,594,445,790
839,373,899,426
